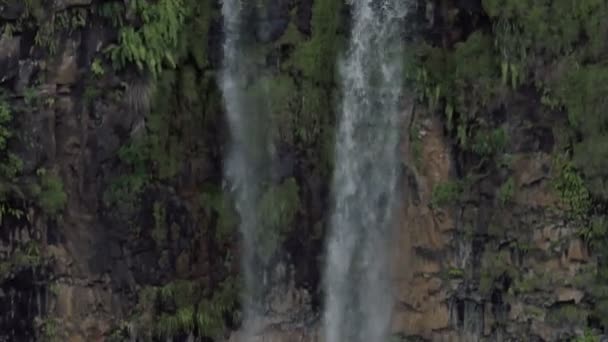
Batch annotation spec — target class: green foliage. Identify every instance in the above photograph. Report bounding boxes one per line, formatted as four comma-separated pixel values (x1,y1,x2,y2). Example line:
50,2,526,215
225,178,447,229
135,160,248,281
0,97,23,202
0,100,13,151
39,317,59,342
446,267,465,279
553,155,591,219
103,138,150,218
572,329,601,342
415,32,502,148
471,127,508,157
431,181,463,208
30,168,67,216
479,250,518,296
290,0,343,84
133,278,239,339
103,0,217,227
199,185,238,243
98,2,126,27
107,0,187,76
547,305,588,326
497,177,516,205
256,178,300,262
551,64,608,200
0,242,42,281
512,271,555,294
580,216,608,250
91,58,105,77
482,0,608,61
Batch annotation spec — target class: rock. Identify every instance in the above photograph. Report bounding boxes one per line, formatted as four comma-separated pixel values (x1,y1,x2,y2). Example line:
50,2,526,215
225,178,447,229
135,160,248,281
53,0,93,11
391,302,450,338
555,287,584,304
512,153,550,186
567,239,589,263
0,0,25,20
0,34,20,83
52,40,80,85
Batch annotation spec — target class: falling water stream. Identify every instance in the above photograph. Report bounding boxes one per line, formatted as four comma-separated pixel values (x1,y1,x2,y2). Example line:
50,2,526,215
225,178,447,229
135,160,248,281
323,1,409,341
220,0,263,339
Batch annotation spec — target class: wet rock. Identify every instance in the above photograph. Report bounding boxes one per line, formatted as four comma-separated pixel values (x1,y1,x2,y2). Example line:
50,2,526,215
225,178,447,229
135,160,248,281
0,0,25,20
0,34,20,84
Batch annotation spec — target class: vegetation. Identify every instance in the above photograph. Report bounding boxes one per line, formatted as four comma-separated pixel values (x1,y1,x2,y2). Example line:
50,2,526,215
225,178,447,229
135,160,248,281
106,0,187,77
256,178,300,262
128,278,239,340
30,168,67,216
572,329,601,342
547,305,588,326
430,181,463,208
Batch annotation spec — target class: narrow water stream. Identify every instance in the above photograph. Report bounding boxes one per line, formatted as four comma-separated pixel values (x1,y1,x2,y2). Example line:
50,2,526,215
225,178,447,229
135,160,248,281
323,1,409,341
219,0,261,339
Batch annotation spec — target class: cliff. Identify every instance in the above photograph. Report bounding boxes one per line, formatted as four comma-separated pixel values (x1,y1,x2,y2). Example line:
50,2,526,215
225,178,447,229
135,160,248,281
0,0,606,341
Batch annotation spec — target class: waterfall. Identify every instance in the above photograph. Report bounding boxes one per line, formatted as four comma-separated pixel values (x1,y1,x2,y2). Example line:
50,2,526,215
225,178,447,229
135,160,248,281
323,1,409,341
220,0,264,338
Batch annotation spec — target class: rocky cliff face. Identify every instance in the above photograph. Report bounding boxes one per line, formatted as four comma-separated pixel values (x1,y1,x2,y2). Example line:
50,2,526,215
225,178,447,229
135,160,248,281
0,0,606,341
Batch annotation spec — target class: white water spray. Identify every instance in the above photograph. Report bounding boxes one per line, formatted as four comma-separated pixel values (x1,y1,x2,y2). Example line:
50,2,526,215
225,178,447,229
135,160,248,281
323,1,409,341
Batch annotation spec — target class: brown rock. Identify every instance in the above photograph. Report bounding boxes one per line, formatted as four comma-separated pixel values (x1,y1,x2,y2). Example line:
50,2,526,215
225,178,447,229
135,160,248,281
391,302,450,338
567,239,589,262
52,41,79,85
555,287,584,304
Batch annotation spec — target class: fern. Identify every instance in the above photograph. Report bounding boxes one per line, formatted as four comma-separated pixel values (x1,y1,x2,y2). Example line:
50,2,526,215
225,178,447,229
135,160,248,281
108,0,187,77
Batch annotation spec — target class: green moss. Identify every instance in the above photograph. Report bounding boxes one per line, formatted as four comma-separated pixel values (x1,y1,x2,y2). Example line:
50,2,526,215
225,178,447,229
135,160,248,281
199,185,238,244
151,201,167,247
256,178,300,262
290,0,344,85
430,181,463,208
180,0,214,69
572,330,601,342
471,127,508,158
103,138,150,220
547,304,588,326
497,177,516,206
512,271,555,294
31,168,67,216
446,267,465,279
39,317,59,342
479,250,517,296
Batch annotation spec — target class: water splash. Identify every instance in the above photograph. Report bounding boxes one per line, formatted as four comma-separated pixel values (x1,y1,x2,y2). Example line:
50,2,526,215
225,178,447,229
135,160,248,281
323,1,409,341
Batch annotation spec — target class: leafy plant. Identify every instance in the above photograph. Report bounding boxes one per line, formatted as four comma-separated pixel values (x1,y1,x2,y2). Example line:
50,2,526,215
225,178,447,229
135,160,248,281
91,58,105,77
497,177,516,205
107,0,187,77
431,181,463,208
553,155,591,219
32,168,67,216
572,329,600,342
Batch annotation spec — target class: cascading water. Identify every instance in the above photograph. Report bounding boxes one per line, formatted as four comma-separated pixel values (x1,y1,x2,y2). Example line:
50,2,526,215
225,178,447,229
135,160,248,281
220,0,264,338
323,1,409,341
